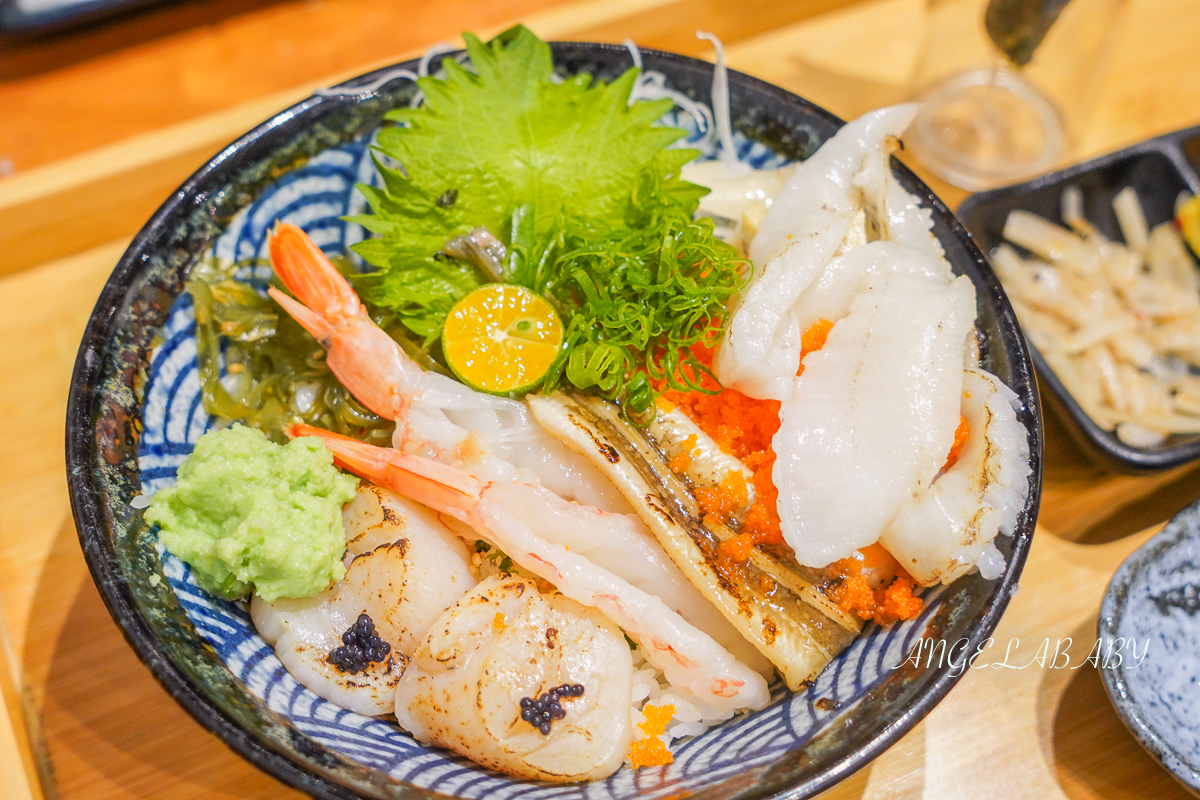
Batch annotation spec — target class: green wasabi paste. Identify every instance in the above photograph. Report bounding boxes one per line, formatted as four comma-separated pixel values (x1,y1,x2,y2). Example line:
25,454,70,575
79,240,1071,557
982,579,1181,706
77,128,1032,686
145,423,359,601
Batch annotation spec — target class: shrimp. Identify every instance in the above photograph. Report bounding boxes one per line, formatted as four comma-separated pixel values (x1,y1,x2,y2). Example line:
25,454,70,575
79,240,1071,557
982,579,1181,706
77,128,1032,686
267,223,630,513
715,104,921,401
395,575,633,782
288,423,772,712
251,484,477,716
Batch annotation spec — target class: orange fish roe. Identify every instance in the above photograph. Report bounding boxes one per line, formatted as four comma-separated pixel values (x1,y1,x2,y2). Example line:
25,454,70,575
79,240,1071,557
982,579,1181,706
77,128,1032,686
795,318,835,378
828,544,923,626
666,320,833,564
695,470,749,520
662,343,783,564
629,703,676,768
492,612,506,630
943,415,970,471
669,435,697,475
877,578,923,626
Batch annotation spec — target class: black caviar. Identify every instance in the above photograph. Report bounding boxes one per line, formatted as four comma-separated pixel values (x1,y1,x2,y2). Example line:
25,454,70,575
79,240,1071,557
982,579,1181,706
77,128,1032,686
328,613,391,674
520,683,585,735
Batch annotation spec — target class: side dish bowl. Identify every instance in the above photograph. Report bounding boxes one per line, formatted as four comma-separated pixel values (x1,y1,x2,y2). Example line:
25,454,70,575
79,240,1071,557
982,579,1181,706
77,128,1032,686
66,42,1043,800
1099,498,1200,795
958,125,1200,473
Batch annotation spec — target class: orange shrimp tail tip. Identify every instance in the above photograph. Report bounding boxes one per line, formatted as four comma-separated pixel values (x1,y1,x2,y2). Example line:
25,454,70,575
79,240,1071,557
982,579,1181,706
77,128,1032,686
267,222,360,317
287,423,482,507
267,286,334,343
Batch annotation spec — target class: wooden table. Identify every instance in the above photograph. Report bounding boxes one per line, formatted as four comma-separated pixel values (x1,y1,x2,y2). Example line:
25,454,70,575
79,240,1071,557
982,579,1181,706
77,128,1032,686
3,0,1200,798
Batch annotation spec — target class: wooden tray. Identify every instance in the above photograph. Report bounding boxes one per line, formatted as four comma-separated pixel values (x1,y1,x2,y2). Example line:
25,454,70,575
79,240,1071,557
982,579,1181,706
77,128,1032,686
3,0,1200,797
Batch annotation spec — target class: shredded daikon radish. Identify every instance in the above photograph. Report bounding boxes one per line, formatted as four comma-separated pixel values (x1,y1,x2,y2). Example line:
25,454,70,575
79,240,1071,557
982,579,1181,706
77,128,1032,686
695,31,744,170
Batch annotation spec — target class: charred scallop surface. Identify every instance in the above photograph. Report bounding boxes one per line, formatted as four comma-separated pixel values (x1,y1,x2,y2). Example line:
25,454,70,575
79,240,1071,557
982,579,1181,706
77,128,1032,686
395,575,633,782
529,393,860,690
250,484,477,717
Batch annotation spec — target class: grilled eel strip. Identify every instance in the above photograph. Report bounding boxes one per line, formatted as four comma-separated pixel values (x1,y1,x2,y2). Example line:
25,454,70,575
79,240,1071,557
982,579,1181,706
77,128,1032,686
527,393,861,691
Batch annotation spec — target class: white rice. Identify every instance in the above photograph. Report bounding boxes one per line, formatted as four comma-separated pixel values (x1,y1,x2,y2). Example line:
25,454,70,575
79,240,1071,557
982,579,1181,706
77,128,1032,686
625,650,739,760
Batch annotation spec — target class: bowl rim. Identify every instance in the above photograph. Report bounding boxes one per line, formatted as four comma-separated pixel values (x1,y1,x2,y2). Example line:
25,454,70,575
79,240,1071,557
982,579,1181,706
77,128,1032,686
66,40,1043,800
1098,500,1200,795
957,124,1200,473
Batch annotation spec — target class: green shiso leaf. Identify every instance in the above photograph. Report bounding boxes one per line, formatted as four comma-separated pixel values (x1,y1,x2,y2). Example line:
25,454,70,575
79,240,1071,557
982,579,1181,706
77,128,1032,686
352,25,746,416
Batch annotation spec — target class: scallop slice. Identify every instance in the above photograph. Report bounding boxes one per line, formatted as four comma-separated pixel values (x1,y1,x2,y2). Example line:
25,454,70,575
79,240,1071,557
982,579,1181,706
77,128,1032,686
395,575,633,782
251,485,476,716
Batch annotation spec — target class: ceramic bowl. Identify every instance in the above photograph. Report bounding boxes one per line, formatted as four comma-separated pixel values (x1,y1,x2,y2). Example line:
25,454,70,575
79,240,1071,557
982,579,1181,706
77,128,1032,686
958,125,1200,472
66,41,1043,800
1099,499,1200,796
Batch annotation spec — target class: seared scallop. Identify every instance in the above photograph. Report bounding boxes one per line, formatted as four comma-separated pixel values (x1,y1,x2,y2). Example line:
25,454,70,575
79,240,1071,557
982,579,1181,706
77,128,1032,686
395,575,634,781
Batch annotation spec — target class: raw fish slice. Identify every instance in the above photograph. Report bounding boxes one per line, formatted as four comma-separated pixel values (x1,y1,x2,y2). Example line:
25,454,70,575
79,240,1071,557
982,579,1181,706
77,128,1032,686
854,133,944,261
880,369,1032,585
749,103,919,267
717,104,920,401
790,241,953,337
774,271,977,567
251,485,477,716
716,220,852,400
395,575,633,782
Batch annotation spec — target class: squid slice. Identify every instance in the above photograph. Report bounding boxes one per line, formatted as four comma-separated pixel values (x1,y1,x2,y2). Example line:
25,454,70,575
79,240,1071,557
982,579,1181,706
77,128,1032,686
880,369,1032,585
773,271,977,568
528,393,861,692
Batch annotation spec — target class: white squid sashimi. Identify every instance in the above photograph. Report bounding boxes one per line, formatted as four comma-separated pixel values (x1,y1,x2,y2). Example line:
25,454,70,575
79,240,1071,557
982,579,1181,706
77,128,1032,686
396,575,633,782
773,271,977,567
750,104,920,267
880,369,1031,585
853,127,944,262
717,104,920,400
789,240,953,336
251,485,476,716
484,479,773,676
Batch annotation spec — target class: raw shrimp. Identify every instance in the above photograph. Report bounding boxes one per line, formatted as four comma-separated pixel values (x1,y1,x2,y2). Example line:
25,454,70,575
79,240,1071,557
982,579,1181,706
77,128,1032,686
288,423,772,712
880,369,1031,585
267,223,630,514
251,484,477,716
715,105,920,401
395,575,633,782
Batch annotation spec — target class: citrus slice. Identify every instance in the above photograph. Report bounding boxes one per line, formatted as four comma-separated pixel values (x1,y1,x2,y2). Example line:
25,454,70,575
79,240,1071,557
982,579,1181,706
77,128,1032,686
442,283,564,395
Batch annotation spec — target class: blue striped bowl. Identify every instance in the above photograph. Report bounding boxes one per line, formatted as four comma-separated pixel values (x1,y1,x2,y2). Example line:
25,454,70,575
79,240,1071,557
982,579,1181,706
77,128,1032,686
67,41,1042,800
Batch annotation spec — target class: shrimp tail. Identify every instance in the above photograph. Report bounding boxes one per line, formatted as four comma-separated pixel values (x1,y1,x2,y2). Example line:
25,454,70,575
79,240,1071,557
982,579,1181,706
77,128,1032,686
287,424,481,509
268,222,361,321
267,225,421,423
267,287,334,343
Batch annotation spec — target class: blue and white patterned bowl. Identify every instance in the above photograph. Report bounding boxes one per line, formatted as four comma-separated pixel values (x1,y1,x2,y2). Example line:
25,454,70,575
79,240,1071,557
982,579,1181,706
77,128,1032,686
66,41,1043,800
1100,501,1200,796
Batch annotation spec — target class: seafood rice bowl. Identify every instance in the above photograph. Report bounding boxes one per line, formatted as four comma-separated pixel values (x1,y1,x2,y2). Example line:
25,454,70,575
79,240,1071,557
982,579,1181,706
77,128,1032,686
67,32,1042,800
